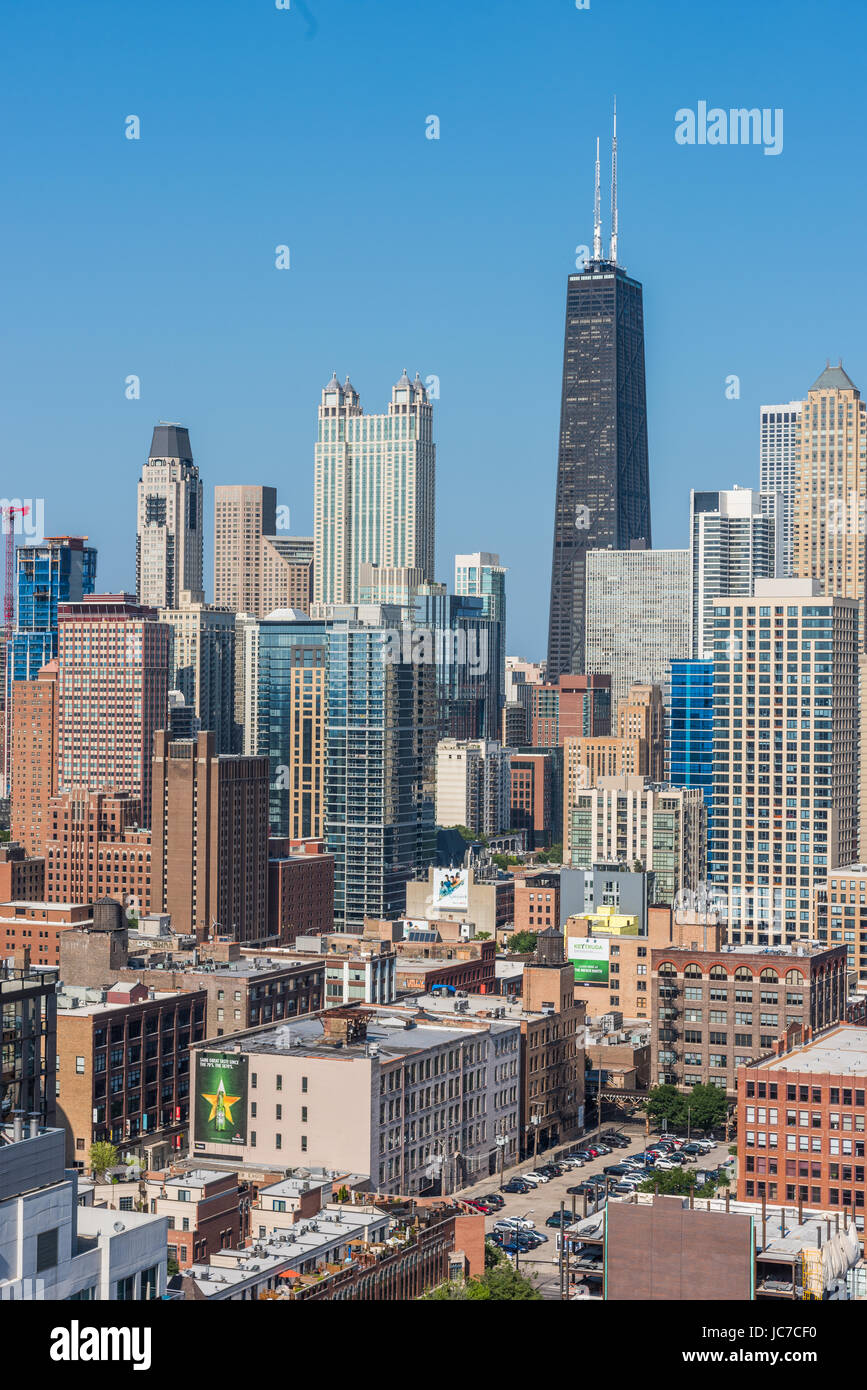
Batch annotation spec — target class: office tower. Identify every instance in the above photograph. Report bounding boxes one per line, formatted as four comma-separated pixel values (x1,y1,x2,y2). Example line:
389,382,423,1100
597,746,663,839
167,689,199,740
547,125,651,679
11,536,97,680
710,578,859,946
57,595,170,827
260,535,313,616
434,738,512,837
760,401,802,577
529,673,611,748
151,730,269,942
509,751,554,849
794,364,867,642
313,371,436,605
325,614,437,931
566,775,706,906
690,487,781,658
668,658,714,847
44,790,151,914
357,564,428,606
617,683,666,783
158,596,236,754
447,593,503,742
256,611,329,840
9,660,57,857
234,612,260,755
213,485,277,616
585,547,690,708
136,424,203,609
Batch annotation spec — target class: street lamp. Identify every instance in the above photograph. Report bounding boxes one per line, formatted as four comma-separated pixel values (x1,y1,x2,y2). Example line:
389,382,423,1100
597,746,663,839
527,1113,541,1164
513,1208,534,1275
495,1131,508,1189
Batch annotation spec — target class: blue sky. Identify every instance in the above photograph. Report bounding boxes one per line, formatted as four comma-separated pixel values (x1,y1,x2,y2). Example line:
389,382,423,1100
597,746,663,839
3,0,866,659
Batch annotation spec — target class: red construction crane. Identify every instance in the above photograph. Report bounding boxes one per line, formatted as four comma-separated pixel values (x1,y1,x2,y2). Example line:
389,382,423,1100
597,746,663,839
1,504,29,635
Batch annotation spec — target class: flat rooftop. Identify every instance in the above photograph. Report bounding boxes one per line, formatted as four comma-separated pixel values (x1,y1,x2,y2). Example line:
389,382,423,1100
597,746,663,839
162,1169,229,1188
764,1026,867,1076
204,1011,492,1061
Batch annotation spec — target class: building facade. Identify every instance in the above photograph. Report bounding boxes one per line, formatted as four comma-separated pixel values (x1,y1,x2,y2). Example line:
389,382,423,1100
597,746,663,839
213,485,277,618
9,661,58,858
760,401,802,580
434,738,512,837
585,547,690,709
136,424,203,610
690,487,781,659
159,599,236,755
44,791,151,914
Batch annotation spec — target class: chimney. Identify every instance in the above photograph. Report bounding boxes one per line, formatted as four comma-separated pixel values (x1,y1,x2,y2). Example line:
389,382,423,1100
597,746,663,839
12,1114,24,1142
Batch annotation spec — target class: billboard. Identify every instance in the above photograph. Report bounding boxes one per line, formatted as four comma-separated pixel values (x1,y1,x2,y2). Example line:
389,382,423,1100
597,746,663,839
567,936,610,984
194,1052,249,1146
433,868,469,911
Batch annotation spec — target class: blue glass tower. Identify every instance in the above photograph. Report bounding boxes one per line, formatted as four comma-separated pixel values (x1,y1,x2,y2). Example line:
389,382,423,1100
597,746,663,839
12,536,97,679
669,659,714,867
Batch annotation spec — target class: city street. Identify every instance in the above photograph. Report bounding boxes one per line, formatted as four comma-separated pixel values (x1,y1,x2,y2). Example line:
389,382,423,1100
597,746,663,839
461,1123,736,1299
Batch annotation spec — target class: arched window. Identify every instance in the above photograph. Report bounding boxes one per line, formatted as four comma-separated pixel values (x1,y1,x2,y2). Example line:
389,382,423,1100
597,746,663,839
785,969,803,984
760,968,779,982
709,965,727,979
734,966,753,981
658,962,676,975
684,964,702,979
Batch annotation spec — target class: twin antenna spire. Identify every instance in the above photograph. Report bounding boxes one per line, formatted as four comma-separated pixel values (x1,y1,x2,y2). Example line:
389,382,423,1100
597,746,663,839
592,99,619,264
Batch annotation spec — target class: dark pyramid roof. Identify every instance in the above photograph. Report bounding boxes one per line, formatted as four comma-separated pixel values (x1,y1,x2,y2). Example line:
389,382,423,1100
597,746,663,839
810,361,857,393
150,423,192,461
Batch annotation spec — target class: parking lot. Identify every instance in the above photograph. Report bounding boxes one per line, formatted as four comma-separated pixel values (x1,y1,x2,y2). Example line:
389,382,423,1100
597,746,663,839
460,1123,736,1298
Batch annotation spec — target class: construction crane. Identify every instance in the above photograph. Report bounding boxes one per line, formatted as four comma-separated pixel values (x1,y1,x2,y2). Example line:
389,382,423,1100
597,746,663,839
1,504,28,637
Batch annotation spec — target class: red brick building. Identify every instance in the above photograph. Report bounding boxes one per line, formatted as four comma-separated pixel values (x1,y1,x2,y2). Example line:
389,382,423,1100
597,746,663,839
512,870,560,936
9,660,58,857
529,674,611,748
509,753,554,849
737,1024,867,1234
0,900,94,969
267,837,334,941
0,842,45,903
144,1168,242,1270
44,789,152,913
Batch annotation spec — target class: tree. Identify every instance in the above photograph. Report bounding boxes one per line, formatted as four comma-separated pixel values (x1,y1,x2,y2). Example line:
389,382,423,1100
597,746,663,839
644,1084,686,1129
475,930,491,940
536,843,563,864
507,930,537,954
167,1257,180,1278
335,1185,349,1203
423,1263,541,1300
685,1083,729,1134
637,1166,729,1198
89,1141,118,1179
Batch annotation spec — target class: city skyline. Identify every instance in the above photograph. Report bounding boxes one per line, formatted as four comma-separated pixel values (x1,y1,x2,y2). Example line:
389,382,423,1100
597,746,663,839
6,0,867,659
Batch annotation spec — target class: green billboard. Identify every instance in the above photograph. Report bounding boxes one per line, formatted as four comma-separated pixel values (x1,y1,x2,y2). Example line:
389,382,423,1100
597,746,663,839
566,936,610,984
195,1052,249,1145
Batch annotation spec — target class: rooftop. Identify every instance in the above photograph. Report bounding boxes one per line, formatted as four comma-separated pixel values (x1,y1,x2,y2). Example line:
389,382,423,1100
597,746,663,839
200,1010,495,1062
763,1026,867,1076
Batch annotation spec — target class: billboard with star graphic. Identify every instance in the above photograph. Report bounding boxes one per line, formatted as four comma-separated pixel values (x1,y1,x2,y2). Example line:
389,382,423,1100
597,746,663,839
194,1052,249,1146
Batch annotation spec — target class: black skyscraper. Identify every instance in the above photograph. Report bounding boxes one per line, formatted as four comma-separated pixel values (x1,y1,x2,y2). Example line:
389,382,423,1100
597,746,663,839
546,125,651,679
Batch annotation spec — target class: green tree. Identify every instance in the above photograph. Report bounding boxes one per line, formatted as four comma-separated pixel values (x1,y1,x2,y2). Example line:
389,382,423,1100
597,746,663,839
423,1263,541,1300
644,1084,686,1129
637,1166,729,1198
89,1141,118,1179
474,930,491,941
335,1185,349,1203
685,1083,729,1134
167,1257,180,1277
536,843,563,864
507,930,538,954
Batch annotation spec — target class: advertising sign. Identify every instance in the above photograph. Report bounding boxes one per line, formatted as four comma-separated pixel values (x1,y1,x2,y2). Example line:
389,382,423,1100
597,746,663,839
194,1052,248,1145
566,936,610,984
432,868,469,911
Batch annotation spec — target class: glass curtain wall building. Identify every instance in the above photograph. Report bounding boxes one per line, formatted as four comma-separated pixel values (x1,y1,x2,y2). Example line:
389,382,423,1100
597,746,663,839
669,658,714,871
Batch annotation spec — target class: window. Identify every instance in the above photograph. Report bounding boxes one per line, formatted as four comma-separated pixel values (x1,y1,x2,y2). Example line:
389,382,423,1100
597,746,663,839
301,1076,308,1093
275,1134,282,1150
301,1135,308,1152
276,1104,282,1121
115,1275,136,1301
36,1228,58,1273
75,1057,85,1074
276,1074,283,1091
301,1106,308,1123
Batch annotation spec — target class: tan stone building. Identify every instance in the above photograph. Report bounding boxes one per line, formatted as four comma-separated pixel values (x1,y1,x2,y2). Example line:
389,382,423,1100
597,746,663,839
213,485,277,617
260,536,313,616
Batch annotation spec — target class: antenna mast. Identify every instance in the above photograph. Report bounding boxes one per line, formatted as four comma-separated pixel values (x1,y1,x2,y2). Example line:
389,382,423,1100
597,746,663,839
593,136,602,262
609,97,618,264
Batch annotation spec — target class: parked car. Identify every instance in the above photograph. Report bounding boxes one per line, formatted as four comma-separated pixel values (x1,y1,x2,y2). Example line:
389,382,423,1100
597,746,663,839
602,1163,632,1177
601,1133,631,1149
681,1142,704,1156
538,1163,565,1177
522,1171,550,1184
653,1157,677,1170
466,1199,495,1213
609,1183,639,1198
479,1192,505,1209
592,1143,612,1155
546,1211,572,1227
560,1156,585,1169
571,1150,596,1162
695,1140,715,1154
494,1217,536,1232
501,1178,532,1195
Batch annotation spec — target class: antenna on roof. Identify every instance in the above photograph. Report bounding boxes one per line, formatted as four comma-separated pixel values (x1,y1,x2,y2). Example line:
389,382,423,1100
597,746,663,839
609,97,618,264
593,136,602,262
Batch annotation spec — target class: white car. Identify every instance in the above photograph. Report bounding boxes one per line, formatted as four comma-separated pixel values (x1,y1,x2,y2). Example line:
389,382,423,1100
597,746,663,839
494,1217,537,1232
653,1157,676,1170
522,1171,550,1184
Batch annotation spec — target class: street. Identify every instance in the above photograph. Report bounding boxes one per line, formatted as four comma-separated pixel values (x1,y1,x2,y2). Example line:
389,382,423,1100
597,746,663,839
460,1123,736,1299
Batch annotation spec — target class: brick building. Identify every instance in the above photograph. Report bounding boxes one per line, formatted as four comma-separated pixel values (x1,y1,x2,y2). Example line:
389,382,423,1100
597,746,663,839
56,979,207,1169
143,1168,242,1270
737,1024,867,1232
267,837,334,941
0,841,45,903
44,790,152,913
9,659,57,857
509,751,554,850
512,870,560,938
651,942,847,1094
0,900,94,969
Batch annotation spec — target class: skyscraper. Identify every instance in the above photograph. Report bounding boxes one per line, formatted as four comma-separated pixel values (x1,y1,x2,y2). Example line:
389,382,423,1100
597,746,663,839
260,535,313,616
313,371,436,606
546,120,651,679
668,658,714,857
158,597,236,754
585,547,690,708
709,578,858,945
690,487,781,658
57,595,170,827
793,363,867,644
213,485,277,617
11,536,97,680
760,401,802,577
454,552,506,628
136,424,203,610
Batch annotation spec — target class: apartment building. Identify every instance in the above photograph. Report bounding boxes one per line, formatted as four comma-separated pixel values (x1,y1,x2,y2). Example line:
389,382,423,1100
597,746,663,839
0,901,94,970
651,941,847,1094
9,660,57,857
1,959,57,1128
813,865,867,991
44,790,152,914
143,1168,241,1270
267,838,334,942
0,842,45,903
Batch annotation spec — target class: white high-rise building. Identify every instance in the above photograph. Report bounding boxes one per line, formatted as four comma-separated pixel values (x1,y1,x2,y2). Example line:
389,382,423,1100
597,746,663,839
136,424,203,610
585,547,690,709
690,486,781,658
760,401,802,577
314,371,435,605
435,738,512,837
